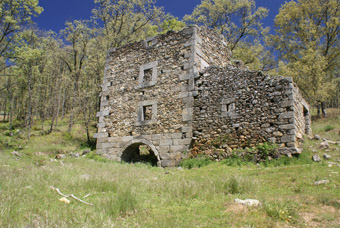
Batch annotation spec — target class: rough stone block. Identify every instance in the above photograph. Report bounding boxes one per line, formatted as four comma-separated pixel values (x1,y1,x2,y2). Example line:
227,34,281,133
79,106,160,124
172,133,182,139
179,73,190,81
279,124,294,130
182,126,192,133
160,153,170,160
279,112,294,119
178,92,189,98
281,135,295,143
94,133,108,138
122,136,134,142
156,146,170,154
152,134,161,140
281,100,293,108
160,139,173,146
169,145,185,153
182,113,193,121
161,160,176,167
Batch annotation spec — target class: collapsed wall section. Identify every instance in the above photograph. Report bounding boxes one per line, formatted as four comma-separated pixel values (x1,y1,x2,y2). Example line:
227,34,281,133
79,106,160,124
193,66,304,155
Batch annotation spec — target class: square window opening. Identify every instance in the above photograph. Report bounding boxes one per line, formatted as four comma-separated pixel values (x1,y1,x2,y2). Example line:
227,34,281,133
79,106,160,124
227,103,235,112
142,105,153,121
143,68,152,83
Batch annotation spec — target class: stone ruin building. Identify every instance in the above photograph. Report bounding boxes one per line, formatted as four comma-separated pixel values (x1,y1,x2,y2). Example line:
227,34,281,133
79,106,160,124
94,26,312,167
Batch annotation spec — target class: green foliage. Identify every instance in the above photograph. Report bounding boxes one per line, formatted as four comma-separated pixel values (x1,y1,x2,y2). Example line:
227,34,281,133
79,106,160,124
0,0,43,56
180,156,212,169
220,152,253,167
159,16,186,34
92,0,164,48
184,0,268,51
256,142,277,157
270,0,340,104
86,152,108,163
224,176,253,195
263,201,299,223
324,125,334,132
102,188,138,217
116,188,138,215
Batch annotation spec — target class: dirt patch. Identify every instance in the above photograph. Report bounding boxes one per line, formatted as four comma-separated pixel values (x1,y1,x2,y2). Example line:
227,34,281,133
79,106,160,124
224,203,249,214
300,212,320,228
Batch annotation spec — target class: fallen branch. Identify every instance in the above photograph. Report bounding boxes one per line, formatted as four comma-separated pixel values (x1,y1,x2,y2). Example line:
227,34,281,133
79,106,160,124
83,193,92,198
71,194,93,206
50,186,93,206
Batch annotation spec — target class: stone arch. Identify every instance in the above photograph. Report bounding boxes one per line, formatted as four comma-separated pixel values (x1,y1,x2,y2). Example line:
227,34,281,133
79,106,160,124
120,139,161,166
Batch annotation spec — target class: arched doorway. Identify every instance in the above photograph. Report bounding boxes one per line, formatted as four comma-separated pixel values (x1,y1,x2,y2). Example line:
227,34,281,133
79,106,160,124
120,139,160,166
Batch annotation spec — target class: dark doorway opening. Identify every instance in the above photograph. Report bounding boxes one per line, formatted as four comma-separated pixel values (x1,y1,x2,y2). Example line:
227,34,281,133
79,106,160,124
303,106,311,135
121,143,158,166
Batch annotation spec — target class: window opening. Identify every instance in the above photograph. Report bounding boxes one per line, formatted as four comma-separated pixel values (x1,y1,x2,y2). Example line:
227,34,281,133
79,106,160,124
227,103,235,112
143,68,152,83
142,105,153,121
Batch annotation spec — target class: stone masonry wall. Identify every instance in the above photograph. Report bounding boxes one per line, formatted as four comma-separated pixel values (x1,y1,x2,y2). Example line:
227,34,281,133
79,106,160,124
293,84,312,151
95,26,310,166
95,26,231,166
193,66,301,155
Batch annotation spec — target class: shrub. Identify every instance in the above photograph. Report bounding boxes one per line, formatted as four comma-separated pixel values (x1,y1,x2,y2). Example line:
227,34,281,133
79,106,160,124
86,152,109,162
220,153,252,167
324,125,334,132
180,156,212,169
263,201,299,223
256,142,277,158
223,176,253,194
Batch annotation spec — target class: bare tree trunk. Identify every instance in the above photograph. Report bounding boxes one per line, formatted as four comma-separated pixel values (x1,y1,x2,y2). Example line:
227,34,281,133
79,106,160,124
55,81,62,128
61,87,66,120
9,96,14,136
27,65,33,140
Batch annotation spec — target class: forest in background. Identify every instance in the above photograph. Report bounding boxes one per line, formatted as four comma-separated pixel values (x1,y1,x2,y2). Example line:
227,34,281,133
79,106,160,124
0,0,339,142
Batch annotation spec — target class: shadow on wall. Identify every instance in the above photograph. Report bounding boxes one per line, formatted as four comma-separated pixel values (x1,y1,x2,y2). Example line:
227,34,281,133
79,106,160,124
121,143,158,166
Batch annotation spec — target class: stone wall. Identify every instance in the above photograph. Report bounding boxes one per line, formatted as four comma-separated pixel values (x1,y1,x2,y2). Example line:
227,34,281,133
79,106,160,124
95,26,311,166
95,26,231,166
293,84,312,151
193,66,304,155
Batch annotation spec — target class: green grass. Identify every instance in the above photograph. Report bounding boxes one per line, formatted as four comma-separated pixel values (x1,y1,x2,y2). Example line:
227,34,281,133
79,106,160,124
0,110,339,227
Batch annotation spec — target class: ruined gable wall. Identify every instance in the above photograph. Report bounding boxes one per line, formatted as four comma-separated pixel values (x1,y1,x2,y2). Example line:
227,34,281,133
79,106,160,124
193,66,300,155
195,27,231,71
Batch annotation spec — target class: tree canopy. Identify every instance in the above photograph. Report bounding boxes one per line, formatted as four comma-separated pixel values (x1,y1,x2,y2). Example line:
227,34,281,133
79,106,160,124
270,0,340,104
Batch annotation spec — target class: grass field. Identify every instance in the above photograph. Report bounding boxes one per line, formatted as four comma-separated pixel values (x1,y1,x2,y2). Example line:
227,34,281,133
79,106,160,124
0,110,339,227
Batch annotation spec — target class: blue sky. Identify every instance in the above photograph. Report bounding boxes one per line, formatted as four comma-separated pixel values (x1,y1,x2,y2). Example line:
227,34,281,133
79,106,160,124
34,0,287,32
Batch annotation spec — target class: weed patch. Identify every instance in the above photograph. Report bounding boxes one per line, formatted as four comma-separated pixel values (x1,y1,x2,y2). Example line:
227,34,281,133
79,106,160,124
263,201,299,223
324,125,335,132
224,176,253,194
180,156,212,169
